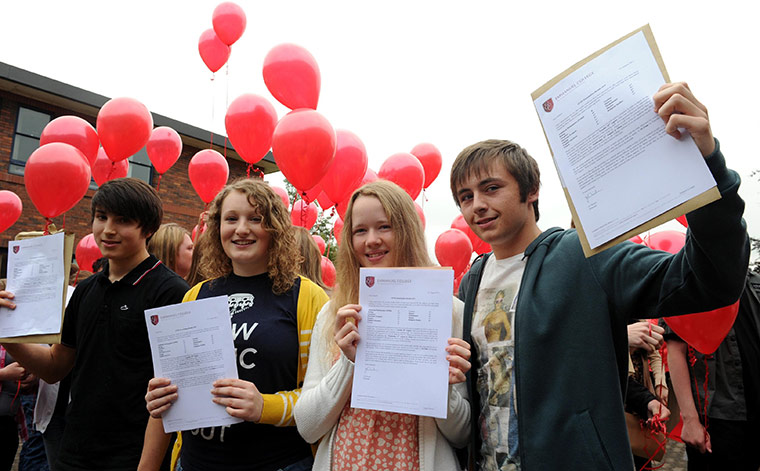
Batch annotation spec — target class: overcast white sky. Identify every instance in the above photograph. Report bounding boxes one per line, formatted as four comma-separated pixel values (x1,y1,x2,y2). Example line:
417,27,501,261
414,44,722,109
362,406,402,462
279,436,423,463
2,1,758,257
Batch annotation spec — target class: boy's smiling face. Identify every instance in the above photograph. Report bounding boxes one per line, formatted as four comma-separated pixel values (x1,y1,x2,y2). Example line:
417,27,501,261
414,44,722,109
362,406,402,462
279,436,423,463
92,208,150,267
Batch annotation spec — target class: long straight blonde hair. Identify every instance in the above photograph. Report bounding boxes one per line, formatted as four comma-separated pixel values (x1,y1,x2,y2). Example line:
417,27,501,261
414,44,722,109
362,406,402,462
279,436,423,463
323,180,431,352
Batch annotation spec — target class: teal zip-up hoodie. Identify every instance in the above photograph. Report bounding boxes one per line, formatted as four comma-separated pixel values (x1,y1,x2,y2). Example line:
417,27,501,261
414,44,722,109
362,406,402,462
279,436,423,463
459,140,749,470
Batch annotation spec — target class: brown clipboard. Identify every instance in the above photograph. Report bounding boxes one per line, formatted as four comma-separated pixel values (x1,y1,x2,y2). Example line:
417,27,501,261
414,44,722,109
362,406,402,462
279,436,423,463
531,24,720,257
1,227,74,344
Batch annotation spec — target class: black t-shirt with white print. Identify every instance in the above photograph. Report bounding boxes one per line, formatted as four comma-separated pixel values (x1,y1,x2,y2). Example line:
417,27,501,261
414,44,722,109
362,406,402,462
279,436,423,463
180,273,311,471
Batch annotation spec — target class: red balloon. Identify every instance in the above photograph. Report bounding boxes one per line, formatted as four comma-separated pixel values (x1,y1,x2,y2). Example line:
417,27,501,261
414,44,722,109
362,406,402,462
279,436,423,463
271,186,290,208
40,116,99,167
333,217,344,246
312,234,326,255
97,97,153,163
664,300,740,354
263,44,321,110
629,235,644,244
378,152,425,200
410,143,442,189
335,167,379,219
316,191,334,210
92,148,129,186
302,184,322,204
0,190,23,234
676,215,689,228
646,230,686,254
198,28,231,73
414,203,426,230
272,109,336,193
474,240,492,255
212,2,246,46
75,234,102,273
321,256,336,288
291,199,318,229
24,143,91,219
225,94,277,165
188,149,229,203
146,127,182,175
435,229,473,277
320,130,368,204
451,214,489,255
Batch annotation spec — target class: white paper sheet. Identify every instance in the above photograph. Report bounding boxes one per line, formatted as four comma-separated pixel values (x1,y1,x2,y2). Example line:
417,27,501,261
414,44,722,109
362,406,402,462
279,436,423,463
0,232,65,337
145,295,242,433
351,268,453,418
533,31,716,249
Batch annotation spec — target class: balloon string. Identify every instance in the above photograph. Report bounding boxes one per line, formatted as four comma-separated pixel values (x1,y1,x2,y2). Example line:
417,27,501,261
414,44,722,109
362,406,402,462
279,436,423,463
210,73,216,149
635,323,668,470
246,164,252,179
62,213,66,231
106,162,115,181
254,168,264,179
74,269,80,286
156,174,162,191
43,219,51,235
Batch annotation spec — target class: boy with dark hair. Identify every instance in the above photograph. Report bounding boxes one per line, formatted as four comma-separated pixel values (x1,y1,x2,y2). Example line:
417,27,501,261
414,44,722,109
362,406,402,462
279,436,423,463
452,83,749,470
0,178,189,471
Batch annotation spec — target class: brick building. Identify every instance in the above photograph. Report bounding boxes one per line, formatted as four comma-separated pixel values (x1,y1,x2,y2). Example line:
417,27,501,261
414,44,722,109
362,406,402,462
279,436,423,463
0,61,278,277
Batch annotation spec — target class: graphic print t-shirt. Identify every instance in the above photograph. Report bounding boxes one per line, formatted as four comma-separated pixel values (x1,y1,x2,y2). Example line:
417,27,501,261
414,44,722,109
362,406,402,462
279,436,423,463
472,253,525,471
180,273,311,471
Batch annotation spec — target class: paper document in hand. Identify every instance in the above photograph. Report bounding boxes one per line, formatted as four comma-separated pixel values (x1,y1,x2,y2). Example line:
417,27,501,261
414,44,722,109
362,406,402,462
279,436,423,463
145,295,242,433
352,267,453,418
532,26,717,253
0,232,65,337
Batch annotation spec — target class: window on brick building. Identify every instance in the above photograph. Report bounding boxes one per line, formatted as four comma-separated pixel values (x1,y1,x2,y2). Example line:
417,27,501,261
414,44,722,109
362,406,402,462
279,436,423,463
8,106,51,175
127,148,153,185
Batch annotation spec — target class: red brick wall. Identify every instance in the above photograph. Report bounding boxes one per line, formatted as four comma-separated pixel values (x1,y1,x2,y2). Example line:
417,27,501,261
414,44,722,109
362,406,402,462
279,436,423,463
0,91,252,255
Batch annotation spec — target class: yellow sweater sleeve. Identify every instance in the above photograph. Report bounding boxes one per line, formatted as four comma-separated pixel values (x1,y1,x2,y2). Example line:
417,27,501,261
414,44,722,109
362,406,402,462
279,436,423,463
258,276,328,426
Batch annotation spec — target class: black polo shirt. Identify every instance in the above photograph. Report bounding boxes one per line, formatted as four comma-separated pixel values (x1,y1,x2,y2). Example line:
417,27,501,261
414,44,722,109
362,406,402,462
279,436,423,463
57,255,189,471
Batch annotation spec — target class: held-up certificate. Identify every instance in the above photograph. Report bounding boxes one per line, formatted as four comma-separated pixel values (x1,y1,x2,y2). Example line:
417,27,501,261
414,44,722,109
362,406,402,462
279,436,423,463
145,295,242,433
351,267,453,418
0,232,66,337
532,25,719,256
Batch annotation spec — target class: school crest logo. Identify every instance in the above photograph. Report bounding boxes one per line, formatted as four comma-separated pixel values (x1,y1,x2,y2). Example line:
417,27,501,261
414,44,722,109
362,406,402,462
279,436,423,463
542,98,554,112
12,246,19,254
150,315,159,325
365,276,375,288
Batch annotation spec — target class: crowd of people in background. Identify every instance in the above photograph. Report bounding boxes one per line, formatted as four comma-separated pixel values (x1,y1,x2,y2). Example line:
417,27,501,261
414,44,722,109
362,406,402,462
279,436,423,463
0,82,757,471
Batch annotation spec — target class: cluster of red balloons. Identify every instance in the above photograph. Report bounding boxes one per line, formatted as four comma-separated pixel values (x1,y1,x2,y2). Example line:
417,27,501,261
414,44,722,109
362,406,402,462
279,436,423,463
198,2,246,73
22,97,177,223
631,229,737,354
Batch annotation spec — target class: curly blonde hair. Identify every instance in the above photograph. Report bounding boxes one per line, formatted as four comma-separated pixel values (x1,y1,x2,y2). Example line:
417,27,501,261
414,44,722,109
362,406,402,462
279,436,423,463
323,180,431,352
201,178,300,295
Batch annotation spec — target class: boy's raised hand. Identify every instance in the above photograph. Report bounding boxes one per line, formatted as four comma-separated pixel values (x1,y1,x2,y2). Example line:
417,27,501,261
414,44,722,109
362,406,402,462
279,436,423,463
653,82,714,157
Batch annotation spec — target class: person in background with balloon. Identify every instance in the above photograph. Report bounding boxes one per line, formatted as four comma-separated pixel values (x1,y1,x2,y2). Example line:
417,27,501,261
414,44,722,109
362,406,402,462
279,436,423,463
663,268,760,471
452,83,749,470
141,179,328,471
148,223,195,280
292,226,327,292
293,180,471,471
0,178,190,471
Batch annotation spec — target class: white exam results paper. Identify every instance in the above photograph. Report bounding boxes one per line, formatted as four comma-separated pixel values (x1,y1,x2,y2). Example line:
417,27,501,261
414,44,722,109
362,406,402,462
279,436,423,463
0,232,65,337
352,268,453,418
145,295,242,433
533,30,716,249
